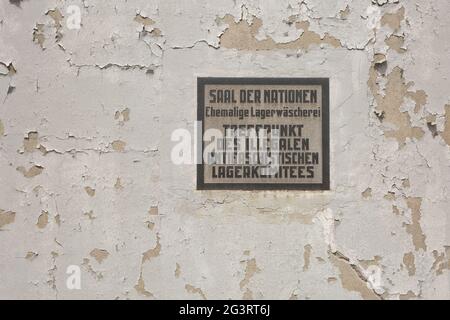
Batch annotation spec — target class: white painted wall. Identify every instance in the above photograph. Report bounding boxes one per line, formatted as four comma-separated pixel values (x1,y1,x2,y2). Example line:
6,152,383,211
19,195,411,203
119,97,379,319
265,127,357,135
0,0,448,299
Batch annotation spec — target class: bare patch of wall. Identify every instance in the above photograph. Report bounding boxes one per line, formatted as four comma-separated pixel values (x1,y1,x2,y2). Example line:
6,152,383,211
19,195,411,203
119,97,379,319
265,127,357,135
0,0,448,300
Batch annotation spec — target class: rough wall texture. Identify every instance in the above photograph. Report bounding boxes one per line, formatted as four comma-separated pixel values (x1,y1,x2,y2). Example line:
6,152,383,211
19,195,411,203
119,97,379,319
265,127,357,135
0,0,449,300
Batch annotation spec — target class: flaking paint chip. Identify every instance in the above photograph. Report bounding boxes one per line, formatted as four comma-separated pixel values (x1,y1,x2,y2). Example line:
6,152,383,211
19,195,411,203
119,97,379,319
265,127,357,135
219,14,341,51
25,252,38,261
0,210,16,229
134,13,155,26
114,178,124,190
90,249,110,264
37,211,49,229
362,188,372,198
17,165,44,178
148,206,158,215
112,140,126,152
85,186,95,197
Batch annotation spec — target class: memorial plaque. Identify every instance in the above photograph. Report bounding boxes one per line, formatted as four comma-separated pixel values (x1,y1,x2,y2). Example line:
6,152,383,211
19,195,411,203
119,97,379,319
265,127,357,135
197,78,329,190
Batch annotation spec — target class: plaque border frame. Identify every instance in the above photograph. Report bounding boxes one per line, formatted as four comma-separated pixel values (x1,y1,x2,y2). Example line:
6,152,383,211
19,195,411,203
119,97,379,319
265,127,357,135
197,77,330,191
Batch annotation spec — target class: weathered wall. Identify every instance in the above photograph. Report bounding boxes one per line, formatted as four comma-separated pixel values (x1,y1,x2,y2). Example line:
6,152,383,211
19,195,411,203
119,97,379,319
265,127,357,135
0,0,449,300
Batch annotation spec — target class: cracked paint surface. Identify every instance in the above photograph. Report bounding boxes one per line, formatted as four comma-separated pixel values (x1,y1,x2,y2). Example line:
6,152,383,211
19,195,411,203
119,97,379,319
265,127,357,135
0,0,449,300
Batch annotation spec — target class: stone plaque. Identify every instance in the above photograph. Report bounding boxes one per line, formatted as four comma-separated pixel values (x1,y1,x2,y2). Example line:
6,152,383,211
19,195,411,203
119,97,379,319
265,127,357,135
197,78,329,190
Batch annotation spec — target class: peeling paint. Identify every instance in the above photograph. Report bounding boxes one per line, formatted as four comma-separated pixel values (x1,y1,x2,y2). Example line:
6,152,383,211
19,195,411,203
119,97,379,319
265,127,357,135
37,211,49,229
111,140,126,152
9,0,27,8
32,24,45,48
90,249,110,264
82,258,103,281
404,197,427,251
134,273,153,297
362,188,372,199
243,288,254,300
54,214,61,226
84,187,95,197
148,206,159,216
185,284,207,300
0,62,15,76
0,210,16,229
23,131,39,153
403,252,416,276
114,178,124,190
381,7,405,31
84,211,96,220
146,221,155,230
17,165,44,178
385,35,406,53
303,245,312,271
339,6,350,20
25,252,38,261
46,9,63,42
330,252,381,300
442,105,450,146
369,65,425,146
134,13,155,27
239,256,261,299
431,249,449,275
219,15,341,51
399,290,417,300
114,108,130,125
358,256,382,269
142,234,161,263
175,263,181,278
